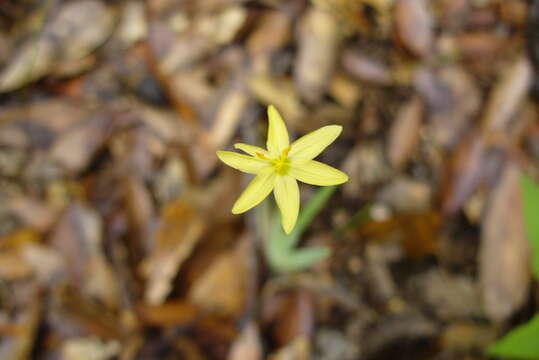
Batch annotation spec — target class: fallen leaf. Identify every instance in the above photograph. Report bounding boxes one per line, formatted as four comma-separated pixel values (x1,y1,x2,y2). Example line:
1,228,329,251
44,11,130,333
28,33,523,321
295,7,341,103
479,163,531,322
188,237,249,316
268,336,310,360
387,96,423,169
61,337,121,360
0,0,115,92
394,0,434,57
481,55,532,134
50,113,112,173
342,50,392,85
50,203,120,308
137,301,199,327
227,322,263,360
141,200,204,305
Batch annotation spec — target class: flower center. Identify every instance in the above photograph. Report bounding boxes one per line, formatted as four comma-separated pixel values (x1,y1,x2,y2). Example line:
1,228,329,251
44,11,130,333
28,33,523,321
272,158,290,175
271,146,292,175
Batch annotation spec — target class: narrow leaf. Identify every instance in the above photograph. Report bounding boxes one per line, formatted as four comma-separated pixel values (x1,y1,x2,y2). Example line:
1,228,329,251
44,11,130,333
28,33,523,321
521,174,539,280
487,314,539,359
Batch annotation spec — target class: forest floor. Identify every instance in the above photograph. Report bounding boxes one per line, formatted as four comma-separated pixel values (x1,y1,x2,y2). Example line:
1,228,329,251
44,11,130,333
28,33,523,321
0,0,537,359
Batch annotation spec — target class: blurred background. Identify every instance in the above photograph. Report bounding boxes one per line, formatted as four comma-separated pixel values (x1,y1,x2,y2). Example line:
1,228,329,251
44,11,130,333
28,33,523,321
0,0,537,359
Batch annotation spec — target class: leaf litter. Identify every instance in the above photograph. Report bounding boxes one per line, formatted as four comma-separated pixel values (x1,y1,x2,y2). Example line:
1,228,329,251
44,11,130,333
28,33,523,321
0,0,537,359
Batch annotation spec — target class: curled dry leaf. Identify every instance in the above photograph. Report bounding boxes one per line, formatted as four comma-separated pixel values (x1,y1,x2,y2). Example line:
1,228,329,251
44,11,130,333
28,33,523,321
141,200,204,305
387,96,424,169
479,163,531,322
394,0,434,57
295,7,341,103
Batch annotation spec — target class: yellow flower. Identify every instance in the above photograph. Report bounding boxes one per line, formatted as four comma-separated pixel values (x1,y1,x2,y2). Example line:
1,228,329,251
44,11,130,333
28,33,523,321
217,105,349,234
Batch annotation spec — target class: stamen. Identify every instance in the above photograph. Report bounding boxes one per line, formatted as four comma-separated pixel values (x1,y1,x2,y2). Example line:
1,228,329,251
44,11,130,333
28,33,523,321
281,146,291,158
256,152,269,160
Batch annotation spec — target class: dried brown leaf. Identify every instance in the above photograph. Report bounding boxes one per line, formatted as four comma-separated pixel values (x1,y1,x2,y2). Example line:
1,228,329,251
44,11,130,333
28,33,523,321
394,0,434,57
442,135,486,214
295,8,341,103
482,55,532,134
50,203,120,308
342,50,392,85
0,0,115,92
387,96,423,169
208,85,250,149
479,162,531,321
0,295,43,360
268,336,310,360
137,301,199,326
9,197,60,232
141,200,204,305
416,66,481,148
249,75,307,127
50,114,111,173
61,337,120,360
0,249,33,281
188,238,250,316
227,322,263,360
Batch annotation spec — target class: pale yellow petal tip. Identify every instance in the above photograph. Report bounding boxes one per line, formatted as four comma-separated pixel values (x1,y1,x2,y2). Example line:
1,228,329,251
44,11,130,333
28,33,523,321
283,221,295,234
280,203,299,234
267,105,283,124
231,200,247,214
216,150,226,161
231,206,242,215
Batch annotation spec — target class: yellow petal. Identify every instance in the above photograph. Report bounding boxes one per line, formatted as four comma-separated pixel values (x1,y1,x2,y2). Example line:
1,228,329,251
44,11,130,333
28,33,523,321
266,105,289,156
232,168,276,214
289,160,348,186
288,125,342,161
234,143,269,158
274,175,299,234
217,151,269,174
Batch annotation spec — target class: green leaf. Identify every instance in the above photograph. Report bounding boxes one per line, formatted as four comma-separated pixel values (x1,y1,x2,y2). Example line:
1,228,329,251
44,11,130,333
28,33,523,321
487,314,539,359
267,186,337,273
269,247,330,273
521,174,539,280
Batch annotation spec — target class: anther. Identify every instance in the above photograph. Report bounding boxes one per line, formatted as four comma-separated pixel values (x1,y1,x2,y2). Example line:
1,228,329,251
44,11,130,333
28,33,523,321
281,146,291,158
256,152,269,160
